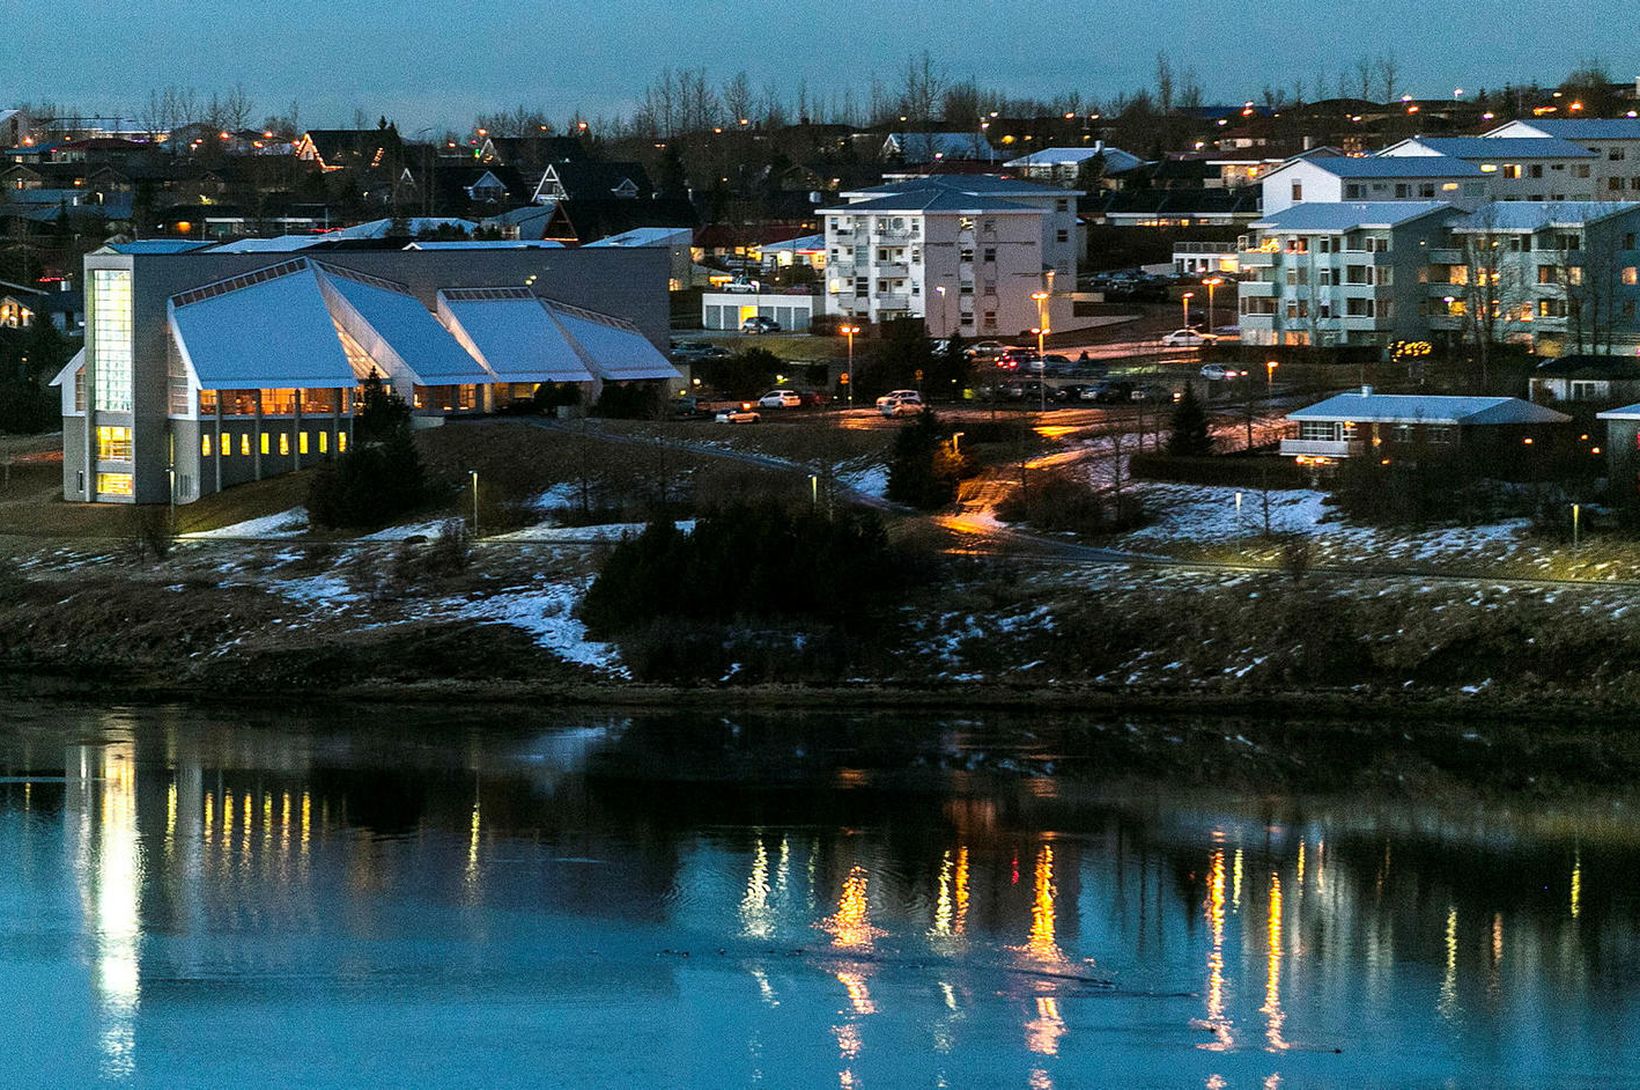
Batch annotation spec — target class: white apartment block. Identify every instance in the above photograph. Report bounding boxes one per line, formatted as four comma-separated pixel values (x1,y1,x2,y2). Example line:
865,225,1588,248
1486,119,1640,199
1261,155,1489,215
822,176,1079,338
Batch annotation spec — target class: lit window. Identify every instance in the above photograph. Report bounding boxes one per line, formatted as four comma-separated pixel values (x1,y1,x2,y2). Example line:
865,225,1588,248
278,433,290,456
240,434,250,456
337,432,348,453
90,270,134,413
318,431,328,454
96,472,134,497
260,433,271,456
95,425,132,461
299,432,310,455
201,435,212,457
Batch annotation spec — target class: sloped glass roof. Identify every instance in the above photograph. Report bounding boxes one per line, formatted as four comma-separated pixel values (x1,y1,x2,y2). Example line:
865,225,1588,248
169,261,356,390
316,265,492,386
436,288,594,384
547,303,680,382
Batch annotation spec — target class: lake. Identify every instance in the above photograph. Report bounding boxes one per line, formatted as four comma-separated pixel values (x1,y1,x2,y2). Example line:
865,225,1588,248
1,702,1634,1088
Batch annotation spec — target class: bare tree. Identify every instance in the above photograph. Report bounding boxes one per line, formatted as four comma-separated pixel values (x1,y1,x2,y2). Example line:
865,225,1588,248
1453,201,1532,388
722,71,753,125
1355,56,1375,100
897,51,946,123
1376,53,1401,103
1155,52,1175,114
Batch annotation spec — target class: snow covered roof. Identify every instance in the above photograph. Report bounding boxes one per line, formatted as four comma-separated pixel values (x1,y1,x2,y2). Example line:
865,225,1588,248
1450,201,1640,231
205,235,328,253
546,303,680,382
1270,156,1483,179
1288,392,1571,426
403,240,564,250
583,226,693,248
99,239,213,255
1383,136,1598,160
436,288,596,384
1499,119,1640,141
1004,145,1145,173
822,190,1038,214
844,174,1076,201
328,217,480,239
168,260,357,390
756,233,825,253
315,265,491,386
1252,201,1454,231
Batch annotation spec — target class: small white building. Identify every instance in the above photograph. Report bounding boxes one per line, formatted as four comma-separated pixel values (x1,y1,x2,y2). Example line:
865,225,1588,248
1376,136,1599,202
1281,387,1570,465
702,291,818,332
1261,156,1488,215
1486,118,1640,198
1004,144,1144,185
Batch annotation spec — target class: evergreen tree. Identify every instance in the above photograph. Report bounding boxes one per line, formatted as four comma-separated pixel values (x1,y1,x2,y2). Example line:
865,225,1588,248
1166,381,1214,457
307,377,425,528
886,409,965,509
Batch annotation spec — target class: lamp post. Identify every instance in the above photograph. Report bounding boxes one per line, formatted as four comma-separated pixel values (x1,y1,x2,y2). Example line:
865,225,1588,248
1202,276,1224,335
842,324,860,408
1182,291,1195,331
934,284,948,339
1031,290,1050,413
469,469,479,537
1572,502,1581,549
1265,359,1279,391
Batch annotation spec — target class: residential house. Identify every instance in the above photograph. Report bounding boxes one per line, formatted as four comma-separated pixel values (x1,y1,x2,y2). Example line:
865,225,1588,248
294,127,403,173
1376,136,1599,201
1529,354,1640,405
532,161,653,204
1280,386,1569,468
1485,118,1640,198
881,132,993,163
1261,155,1488,214
1004,144,1144,187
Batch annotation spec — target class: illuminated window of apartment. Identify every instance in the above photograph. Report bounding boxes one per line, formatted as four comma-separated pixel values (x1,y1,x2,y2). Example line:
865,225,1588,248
95,425,132,461
260,389,297,415
318,431,328,454
1623,266,1639,285
96,472,134,497
260,433,271,455
240,433,251,456
337,432,348,453
278,433,290,456
1502,164,1521,179
299,432,309,455
201,435,213,457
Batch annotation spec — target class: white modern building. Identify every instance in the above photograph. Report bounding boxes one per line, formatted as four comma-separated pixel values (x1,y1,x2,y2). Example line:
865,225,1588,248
821,175,1079,338
1004,144,1144,185
1485,118,1640,197
1376,136,1599,201
701,290,818,332
54,240,677,505
1261,155,1489,215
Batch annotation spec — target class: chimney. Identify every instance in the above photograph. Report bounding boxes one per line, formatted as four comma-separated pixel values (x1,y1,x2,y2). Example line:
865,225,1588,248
1302,135,1314,151
1360,384,1374,396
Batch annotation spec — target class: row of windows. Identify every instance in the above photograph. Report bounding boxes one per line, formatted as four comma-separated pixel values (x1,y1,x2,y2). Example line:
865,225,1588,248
200,430,345,458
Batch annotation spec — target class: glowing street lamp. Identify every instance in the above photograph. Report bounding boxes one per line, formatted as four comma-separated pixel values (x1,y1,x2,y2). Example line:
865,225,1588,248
1265,359,1279,390
1031,290,1051,413
841,324,861,407
468,469,479,536
1202,276,1225,334
1182,291,1196,330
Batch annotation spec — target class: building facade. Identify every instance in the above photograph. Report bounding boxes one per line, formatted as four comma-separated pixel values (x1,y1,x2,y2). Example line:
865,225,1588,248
821,175,1079,338
57,241,675,505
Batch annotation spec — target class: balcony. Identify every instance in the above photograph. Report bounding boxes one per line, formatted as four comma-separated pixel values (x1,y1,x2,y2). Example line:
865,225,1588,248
1240,250,1279,268
1240,280,1276,297
1280,438,1365,460
874,293,912,311
873,262,910,278
874,227,917,242
1427,247,1463,264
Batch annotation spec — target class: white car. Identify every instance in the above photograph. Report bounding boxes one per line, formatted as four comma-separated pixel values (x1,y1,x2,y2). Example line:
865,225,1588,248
1160,328,1220,348
714,404,762,424
875,389,921,410
1199,364,1245,381
758,389,802,409
877,390,925,417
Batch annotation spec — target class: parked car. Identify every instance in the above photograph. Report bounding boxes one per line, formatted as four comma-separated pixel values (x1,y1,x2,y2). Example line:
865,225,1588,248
877,390,924,416
672,395,707,418
741,315,781,334
715,403,762,424
722,279,760,294
1040,354,1074,376
797,390,830,408
1160,329,1219,348
1091,380,1136,403
998,380,1053,403
1131,383,1180,402
1199,364,1245,381
1057,383,1101,403
965,340,1006,359
997,348,1040,371
758,389,802,409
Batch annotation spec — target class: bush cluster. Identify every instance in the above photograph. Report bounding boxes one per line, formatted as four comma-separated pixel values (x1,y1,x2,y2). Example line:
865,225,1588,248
307,379,425,529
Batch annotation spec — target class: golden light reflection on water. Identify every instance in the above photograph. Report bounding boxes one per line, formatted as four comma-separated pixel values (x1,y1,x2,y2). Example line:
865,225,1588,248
70,744,142,1081
1438,905,1460,1021
1261,873,1289,1052
1025,996,1066,1056
1024,844,1064,966
837,969,876,1015
821,866,884,950
1232,848,1244,911
930,850,955,939
1570,851,1582,920
1198,848,1234,1052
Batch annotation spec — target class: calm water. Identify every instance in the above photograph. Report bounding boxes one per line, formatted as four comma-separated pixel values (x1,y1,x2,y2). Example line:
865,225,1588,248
1,704,1637,1089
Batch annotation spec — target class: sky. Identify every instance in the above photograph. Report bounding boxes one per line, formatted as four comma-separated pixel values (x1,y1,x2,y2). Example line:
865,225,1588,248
2,0,1636,132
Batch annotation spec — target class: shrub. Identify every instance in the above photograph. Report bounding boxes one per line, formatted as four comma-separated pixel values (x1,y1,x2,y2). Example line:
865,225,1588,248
886,410,970,510
592,381,666,419
307,428,425,529
996,470,1147,535
124,506,174,563
1166,382,1214,457
694,348,782,398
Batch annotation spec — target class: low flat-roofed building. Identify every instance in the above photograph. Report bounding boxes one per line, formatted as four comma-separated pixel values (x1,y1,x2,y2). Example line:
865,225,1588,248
60,241,676,505
1281,385,1570,467
702,290,818,332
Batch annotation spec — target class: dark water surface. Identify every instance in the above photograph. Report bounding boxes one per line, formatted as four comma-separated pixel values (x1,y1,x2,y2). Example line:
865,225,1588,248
1,703,1636,1089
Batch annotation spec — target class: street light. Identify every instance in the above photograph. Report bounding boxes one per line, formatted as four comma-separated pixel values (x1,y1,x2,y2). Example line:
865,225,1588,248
1030,289,1051,414
1182,291,1195,330
934,284,948,338
1265,359,1279,390
841,324,861,408
1202,276,1224,334
468,469,479,537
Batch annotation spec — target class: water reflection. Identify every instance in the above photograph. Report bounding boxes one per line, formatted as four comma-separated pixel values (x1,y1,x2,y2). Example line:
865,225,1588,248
0,707,1638,1087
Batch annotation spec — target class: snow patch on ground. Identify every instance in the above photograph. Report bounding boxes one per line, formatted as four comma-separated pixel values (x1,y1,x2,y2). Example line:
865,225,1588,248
271,574,360,607
186,507,310,539
840,464,890,500
497,519,696,543
441,580,626,674
362,520,460,542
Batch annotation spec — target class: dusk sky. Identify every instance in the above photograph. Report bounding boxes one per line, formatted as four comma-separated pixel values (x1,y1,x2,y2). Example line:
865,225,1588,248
6,0,1638,129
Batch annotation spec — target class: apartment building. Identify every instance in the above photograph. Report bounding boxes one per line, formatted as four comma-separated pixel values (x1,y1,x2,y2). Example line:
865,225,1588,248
1486,119,1640,198
1426,201,1640,357
821,175,1079,338
1260,155,1489,215
54,240,676,505
1238,202,1456,348
1376,136,1599,201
